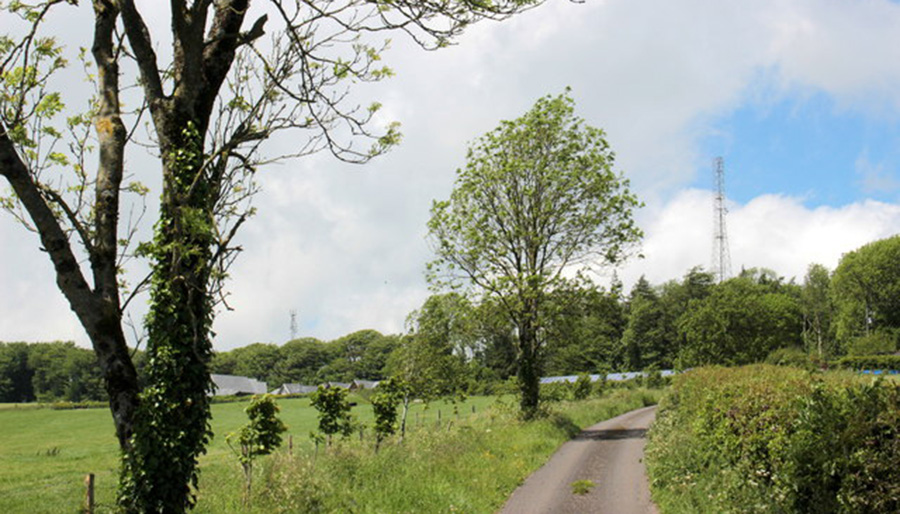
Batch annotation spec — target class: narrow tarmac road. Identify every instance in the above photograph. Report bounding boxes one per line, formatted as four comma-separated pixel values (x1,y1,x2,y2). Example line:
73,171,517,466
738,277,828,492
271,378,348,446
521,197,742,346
499,405,658,514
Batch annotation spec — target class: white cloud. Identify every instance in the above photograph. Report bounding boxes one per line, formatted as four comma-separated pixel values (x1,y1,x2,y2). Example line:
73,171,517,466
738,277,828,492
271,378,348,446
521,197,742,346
5,0,900,349
618,189,900,289
856,150,900,194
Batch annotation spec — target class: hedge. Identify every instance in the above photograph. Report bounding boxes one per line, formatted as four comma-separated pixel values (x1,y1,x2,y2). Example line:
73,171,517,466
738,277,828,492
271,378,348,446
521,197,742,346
835,355,900,372
646,365,900,513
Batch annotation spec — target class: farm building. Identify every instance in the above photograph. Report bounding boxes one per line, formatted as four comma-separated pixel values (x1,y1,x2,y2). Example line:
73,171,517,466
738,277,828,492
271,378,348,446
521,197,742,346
539,370,675,385
350,379,380,391
270,383,318,395
210,374,267,396
269,380,382,395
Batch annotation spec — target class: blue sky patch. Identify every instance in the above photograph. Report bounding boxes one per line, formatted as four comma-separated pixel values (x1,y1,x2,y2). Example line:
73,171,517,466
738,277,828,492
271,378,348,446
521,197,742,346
698,92,900,207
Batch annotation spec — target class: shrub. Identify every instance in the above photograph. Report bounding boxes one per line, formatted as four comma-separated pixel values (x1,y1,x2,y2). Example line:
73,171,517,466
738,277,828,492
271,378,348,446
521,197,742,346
370,378,405,451
539,382,571,403
226,395,287,503
646,365,900,514
643,366,666,388
309,385,354,447
765,346,815,370
847,330,897,356
572,373,592,400
836,355,900,371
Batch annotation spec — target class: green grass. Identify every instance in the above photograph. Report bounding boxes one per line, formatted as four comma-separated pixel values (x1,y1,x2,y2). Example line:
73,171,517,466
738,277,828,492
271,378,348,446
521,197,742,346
0,394,495,513
0,390,661,513
212,388,662,513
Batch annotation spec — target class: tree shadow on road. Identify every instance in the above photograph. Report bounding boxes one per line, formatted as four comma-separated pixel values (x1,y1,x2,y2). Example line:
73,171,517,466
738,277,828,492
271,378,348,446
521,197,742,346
574,428,647,441
547,413,582,438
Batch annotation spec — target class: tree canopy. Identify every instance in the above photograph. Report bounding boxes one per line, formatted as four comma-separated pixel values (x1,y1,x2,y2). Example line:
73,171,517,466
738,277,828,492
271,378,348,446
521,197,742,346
831,235,900,353
677,272,802,367
427,90,642,417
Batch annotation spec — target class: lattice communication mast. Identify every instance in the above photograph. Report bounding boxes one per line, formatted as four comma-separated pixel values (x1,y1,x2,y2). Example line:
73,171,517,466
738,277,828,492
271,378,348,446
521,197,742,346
289,309,298,341
712,157,732,283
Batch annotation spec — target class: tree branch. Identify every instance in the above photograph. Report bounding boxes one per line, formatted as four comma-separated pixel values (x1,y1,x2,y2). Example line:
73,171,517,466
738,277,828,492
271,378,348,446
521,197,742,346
91,0,127,303
0,121,96,313
117,0,165,104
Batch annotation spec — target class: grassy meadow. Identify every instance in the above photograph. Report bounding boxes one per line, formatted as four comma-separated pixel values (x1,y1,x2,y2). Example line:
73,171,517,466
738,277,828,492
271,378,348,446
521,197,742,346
0,394,493,513
0,388,661,513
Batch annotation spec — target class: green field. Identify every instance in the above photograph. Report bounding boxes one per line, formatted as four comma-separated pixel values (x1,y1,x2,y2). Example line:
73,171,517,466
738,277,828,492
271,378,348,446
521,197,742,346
0,394,497,513
1,388,663,513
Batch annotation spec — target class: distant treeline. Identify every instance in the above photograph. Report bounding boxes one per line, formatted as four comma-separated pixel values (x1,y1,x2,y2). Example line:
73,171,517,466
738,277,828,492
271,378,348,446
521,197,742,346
0,341,108,403
5,235,900,403
208,235,900,390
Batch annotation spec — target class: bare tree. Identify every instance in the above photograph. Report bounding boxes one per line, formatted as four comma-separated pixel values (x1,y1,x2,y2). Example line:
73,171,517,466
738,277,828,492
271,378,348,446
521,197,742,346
0,0,539,510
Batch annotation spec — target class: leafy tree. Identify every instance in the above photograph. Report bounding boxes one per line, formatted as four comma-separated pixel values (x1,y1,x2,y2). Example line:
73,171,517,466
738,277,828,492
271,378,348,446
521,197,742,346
388,296,471,436
271,337,330,386
846,331,897,356
370,377,405,451
677,275,802,366
331,329,399,380
209,351,240,377
831,236,900,353
470,297,518,381
0,0,537,509
801,263,834,358
621,276,666,371
542,282,625,374
26,341,105,402
427,91,642,418
572,373,592,400
26,342,71,402
214,343,282,386
655,267,715,368
0,343,33,402
226,395,287,503
309,385,354,447
61,347,107,402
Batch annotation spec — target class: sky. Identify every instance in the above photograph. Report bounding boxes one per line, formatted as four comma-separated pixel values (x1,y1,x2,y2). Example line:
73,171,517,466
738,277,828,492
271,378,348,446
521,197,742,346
3,0,900,350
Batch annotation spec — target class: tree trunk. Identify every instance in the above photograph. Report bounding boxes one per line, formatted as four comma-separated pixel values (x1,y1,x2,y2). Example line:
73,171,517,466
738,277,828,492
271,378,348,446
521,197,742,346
517,318,541,420
400,394,411,442
119,121,215,513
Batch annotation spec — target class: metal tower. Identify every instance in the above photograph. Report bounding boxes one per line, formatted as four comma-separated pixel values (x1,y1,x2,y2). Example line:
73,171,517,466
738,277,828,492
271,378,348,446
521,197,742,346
712,157,732,283
289,309,298,341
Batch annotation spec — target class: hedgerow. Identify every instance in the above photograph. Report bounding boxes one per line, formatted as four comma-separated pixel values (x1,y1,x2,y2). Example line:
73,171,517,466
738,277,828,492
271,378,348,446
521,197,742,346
646,365,900,513
836,354,900,371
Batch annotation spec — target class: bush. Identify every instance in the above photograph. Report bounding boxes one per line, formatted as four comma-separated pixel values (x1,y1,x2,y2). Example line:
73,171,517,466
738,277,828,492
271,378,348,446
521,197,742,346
836,355,900,371
646,365,900,513
643,366,666,389
539,382,571,403
572,373,592,400
310,386,354,446
766,346,815,370
848,331,897,356
370,378,404,450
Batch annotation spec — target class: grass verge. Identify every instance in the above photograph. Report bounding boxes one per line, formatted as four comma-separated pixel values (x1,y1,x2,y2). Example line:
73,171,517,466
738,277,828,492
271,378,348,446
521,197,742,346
207,388,662,513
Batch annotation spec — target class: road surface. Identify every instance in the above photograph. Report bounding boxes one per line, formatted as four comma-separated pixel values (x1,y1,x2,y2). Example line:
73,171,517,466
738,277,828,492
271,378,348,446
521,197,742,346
499,405,658,514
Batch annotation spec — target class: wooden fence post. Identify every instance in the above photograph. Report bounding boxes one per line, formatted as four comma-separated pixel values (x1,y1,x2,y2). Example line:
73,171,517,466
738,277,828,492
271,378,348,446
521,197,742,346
83,473,94,514
289,434,293,456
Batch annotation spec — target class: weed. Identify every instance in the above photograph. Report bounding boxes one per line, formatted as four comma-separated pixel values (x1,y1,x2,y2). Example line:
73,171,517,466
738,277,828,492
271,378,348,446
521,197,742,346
571,479,595,495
